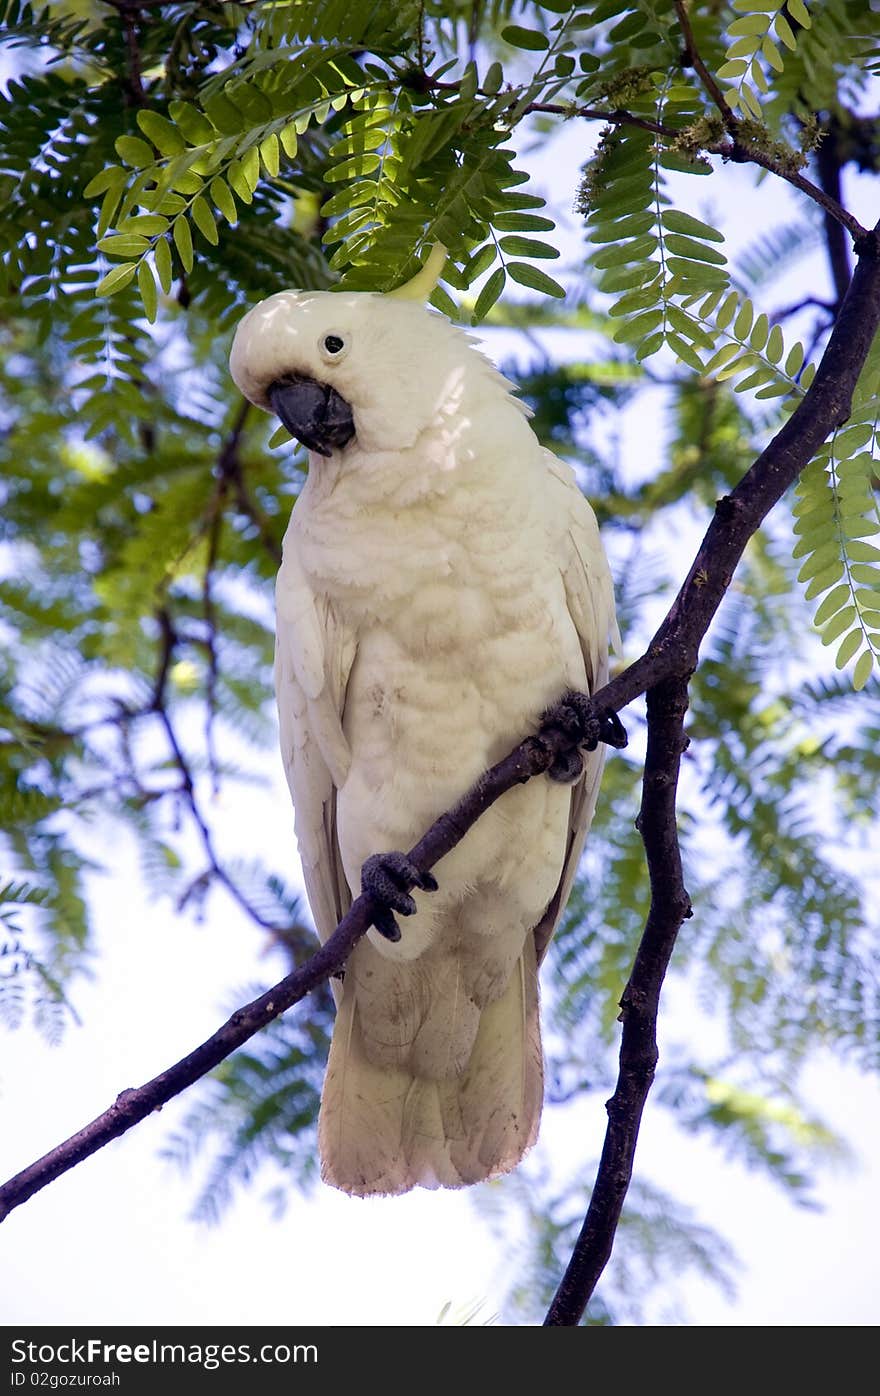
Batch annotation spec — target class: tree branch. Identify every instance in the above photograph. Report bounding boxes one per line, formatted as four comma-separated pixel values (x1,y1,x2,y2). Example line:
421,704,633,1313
710,138,868,242
426,62,866,241
815,117,854,309
675,0,737,136
540,218,880,1324
545,676,692,1325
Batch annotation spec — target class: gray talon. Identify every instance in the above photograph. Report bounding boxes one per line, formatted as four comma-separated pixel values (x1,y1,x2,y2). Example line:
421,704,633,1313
361,851,438,941
541,692,628,774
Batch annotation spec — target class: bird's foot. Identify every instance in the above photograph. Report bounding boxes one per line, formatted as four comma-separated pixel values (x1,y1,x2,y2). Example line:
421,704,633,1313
541,691,628,782
360,852,438,943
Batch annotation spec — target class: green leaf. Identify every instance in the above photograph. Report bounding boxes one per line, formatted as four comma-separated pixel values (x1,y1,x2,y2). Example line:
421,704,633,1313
118,214,169,237
836,630,862,669
115,134,155,168
83,165,125,198
204,90,246,136
155,236,173,293
612,309,664,344
798,542,843,583
658,151,712,175
734,300,754,339
593,235,658,269
501,25,550,50
484,61,504,94
764,323,784,364
717,59,749,80
590,212,656,244
227,159,254,204
325,154,382,182
168,100,217,146
137,261,158,322
636,330,665,360
668,334,704,372
819,606,856,645
190,195,219,245
847,542,880,563
462,244,497,285
804,561,844,599
95,263,136,296
716,292,739,331
852,649,875,690
137,110,186,156
661,210,725,242
260,133,280,178
813,585,851,627
664,233,727,265
97,234,150,258
762,36,784,72
493,213,556,233
210,177,237,225
787,0,811,26
471,267,507,323
704,343,742,375
279,123,299,159
268,424,293,449
173,215,193,272
665,258,728,287
729,14,770,36
506,263,566,298
749,313,769,352
775,12,797,48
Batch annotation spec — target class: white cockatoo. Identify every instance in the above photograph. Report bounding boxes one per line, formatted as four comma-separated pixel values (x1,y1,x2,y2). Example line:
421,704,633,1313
229,247,618,1196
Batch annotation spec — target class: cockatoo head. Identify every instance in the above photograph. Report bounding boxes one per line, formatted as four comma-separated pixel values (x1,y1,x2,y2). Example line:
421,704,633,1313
229,247,481,457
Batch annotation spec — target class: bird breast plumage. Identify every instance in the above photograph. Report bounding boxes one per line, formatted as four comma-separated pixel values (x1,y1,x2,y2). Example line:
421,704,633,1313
285,425,588,964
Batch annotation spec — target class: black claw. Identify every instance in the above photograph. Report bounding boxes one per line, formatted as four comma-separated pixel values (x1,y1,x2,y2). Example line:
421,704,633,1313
361,851,438,941
598,710,628,750
372,906,402,943
541,691,629,773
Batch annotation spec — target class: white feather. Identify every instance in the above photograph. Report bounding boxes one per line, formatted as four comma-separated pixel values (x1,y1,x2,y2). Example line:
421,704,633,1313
231,291,617,1194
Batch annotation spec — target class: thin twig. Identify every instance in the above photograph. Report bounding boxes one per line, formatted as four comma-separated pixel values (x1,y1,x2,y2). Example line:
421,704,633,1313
710,138,868,242
426,77,865,240
675,0,737,135
771,295,836,325
525,101,675,138
815,119,854,309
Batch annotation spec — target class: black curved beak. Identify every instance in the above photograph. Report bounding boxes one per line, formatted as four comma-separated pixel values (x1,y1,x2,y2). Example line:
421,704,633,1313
268,376,355,457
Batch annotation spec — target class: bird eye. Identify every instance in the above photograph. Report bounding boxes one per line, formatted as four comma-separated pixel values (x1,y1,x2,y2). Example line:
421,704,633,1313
323,334,346,355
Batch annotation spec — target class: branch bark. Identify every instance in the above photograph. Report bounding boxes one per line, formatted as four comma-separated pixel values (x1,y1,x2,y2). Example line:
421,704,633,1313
542,219,880,1325
816,118,854,310
546,676,691,1324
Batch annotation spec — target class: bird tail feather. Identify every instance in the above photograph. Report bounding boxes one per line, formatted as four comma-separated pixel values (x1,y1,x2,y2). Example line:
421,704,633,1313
318,935,542,1196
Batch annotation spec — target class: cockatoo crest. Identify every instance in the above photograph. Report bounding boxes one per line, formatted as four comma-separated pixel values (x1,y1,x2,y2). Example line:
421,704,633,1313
229,258,525,458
